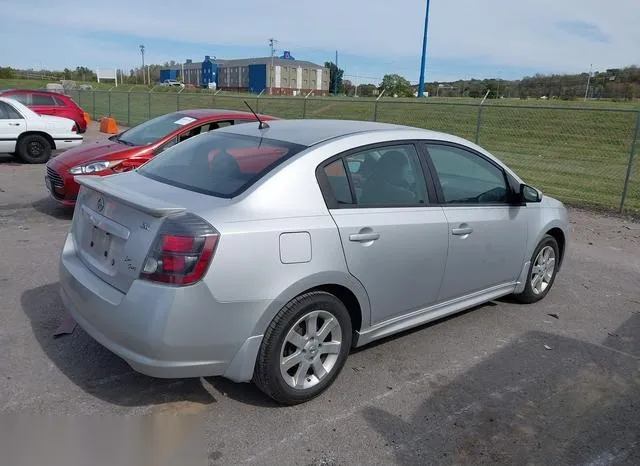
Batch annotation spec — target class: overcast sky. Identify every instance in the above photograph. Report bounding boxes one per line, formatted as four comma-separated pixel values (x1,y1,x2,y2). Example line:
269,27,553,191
2,0,639,83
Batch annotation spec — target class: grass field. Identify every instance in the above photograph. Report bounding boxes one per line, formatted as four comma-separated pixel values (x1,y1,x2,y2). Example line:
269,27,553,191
2,78,639,214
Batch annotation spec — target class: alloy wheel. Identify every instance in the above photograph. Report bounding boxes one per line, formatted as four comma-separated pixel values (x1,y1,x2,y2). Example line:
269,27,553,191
279,310,343,390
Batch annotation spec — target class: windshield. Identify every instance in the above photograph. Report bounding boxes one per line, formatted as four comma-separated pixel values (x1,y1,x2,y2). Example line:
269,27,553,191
117,112,198,146
138,131,307,198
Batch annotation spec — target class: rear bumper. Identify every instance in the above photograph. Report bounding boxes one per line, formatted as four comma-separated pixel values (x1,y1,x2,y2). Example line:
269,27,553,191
59,233,269,380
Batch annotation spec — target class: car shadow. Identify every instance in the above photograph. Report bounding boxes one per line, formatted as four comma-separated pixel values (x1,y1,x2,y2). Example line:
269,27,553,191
0,154,21,165
361,314,640,465
31,197,74,220
204,377,280,408
21,283,217,409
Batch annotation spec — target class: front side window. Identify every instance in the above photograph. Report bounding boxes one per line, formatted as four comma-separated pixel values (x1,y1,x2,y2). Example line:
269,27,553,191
426,143,508,204
7,93,28,105
139,132,307,198
117,113,201,146
322,144,429,207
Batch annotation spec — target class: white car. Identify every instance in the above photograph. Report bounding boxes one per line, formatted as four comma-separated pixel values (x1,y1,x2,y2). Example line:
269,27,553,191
0,96,83,163
160,79,184,88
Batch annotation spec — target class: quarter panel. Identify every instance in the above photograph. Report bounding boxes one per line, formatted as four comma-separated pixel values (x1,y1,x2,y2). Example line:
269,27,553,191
206,215,351,302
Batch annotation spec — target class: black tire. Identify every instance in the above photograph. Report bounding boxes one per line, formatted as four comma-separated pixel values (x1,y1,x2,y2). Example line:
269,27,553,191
17,134,52,164
512,234,560,304
253,291,353,405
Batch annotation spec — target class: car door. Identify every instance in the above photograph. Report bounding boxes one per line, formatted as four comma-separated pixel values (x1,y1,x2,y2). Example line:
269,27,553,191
423,142,528,302
0,101,25,153
319,142,449,325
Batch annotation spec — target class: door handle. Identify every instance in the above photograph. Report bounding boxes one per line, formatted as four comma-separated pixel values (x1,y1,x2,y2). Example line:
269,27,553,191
8,123,21,126
452,226,473,236
349,232,380,242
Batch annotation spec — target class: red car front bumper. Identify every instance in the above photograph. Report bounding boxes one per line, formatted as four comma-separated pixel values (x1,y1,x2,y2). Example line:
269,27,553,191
45,158,80,207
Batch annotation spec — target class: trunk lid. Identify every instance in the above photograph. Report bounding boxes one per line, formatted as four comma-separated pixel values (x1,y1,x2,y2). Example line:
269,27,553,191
72,174,188,293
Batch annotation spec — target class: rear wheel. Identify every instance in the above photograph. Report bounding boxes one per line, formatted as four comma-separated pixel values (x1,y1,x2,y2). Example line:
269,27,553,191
513,234,559,304
253,291,352,405
17,134,52,164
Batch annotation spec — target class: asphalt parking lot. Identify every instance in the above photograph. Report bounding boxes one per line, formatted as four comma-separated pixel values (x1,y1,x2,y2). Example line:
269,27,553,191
1,123,639,465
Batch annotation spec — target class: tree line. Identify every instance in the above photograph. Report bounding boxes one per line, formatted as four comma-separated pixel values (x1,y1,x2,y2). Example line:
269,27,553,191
3,62,640,100
325,63,640,100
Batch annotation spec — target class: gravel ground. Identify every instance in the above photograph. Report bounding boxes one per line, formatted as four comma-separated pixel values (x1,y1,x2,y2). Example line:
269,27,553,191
1,124,639,465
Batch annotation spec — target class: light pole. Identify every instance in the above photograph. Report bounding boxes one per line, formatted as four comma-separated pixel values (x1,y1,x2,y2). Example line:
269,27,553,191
417,0,431,98
139,44,145,84
268,38,277,95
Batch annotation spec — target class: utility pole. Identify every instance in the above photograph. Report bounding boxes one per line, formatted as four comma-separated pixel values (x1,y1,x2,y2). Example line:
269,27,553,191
417,0,431,97
139,44,145,85
269,38,277,95
584,63,593,101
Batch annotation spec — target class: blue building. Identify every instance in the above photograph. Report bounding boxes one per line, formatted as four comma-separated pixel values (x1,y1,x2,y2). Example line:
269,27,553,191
159,54,330,95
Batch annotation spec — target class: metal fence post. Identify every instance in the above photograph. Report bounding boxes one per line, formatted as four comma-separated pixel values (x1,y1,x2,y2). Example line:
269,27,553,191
619,111,640,213
373,89,386,122
475,106,484,144
303,90,313,119
255,89,265,114
127,90,131,126
475,90,491,144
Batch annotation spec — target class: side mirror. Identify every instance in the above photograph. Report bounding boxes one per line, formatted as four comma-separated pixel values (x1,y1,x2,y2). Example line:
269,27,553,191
521,184,542,203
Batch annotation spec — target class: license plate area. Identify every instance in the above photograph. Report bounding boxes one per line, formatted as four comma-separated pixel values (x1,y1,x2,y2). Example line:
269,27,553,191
45,176,52,192
86,225,115,265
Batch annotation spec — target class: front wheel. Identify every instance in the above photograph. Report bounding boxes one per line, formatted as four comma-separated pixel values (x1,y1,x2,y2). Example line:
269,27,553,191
513,234,559,304
17,134,52,164
253,291,352,405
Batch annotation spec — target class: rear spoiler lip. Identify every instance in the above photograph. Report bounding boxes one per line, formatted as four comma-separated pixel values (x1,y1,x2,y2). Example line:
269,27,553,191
74,175,186,218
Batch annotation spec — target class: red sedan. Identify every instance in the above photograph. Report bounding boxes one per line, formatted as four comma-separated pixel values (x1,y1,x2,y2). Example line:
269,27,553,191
45,109,278,207
0,89,88,133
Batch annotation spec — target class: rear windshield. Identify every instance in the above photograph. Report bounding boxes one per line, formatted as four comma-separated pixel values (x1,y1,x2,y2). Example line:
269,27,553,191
138,131,307,198
117,112,198,146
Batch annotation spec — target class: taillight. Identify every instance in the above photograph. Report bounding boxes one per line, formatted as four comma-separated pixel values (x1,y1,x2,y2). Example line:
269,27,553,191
141,213,219,286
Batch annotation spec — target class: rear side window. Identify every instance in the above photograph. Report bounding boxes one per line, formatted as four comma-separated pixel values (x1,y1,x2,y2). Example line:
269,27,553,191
53,97,68,107
138,132,307,198
321,144,429,207
0,101,23,119
31,94,56,106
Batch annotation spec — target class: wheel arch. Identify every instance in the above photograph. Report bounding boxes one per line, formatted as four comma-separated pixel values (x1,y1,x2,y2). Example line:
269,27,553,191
18,131,56,150
545,227,566,269
252,271,370,345
224,272,370,383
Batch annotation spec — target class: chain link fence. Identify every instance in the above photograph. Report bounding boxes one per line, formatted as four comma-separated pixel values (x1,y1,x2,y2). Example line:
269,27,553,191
69,90,640,215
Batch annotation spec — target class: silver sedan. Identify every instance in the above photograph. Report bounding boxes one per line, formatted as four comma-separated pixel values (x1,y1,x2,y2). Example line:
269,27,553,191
59,118,569,405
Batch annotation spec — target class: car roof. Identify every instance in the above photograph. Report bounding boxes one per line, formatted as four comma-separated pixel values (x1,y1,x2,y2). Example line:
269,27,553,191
213,118,450,146
0,88,69,97
177,108,274,120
